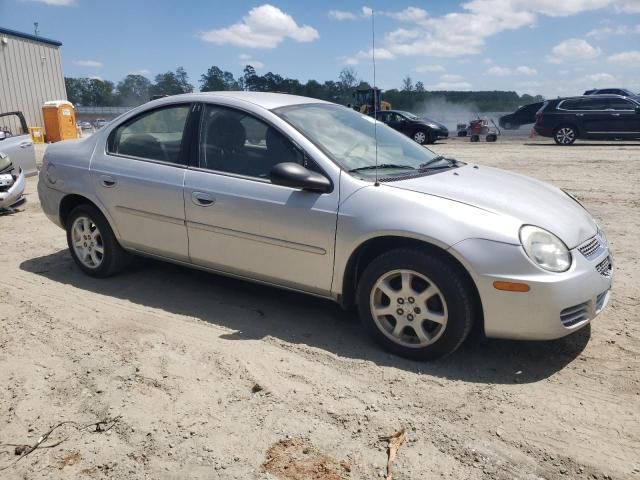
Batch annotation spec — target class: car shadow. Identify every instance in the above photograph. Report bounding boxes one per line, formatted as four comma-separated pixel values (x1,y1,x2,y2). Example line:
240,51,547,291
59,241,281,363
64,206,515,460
20,250,591,385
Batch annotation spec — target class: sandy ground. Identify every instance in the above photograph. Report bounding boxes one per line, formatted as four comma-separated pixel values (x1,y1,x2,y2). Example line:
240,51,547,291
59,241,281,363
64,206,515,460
0,136,639,479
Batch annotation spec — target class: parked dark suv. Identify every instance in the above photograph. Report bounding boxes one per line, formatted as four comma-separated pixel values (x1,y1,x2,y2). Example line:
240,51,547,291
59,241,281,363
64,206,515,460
376,110,448,144
583,88,637,96
499,101,544,129
534,95,640,145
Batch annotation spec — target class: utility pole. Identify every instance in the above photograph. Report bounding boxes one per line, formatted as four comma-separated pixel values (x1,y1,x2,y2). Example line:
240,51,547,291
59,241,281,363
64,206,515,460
33,22,39,37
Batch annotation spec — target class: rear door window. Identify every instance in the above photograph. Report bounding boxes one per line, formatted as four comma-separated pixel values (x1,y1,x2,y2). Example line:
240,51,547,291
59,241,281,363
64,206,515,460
109,104,191,164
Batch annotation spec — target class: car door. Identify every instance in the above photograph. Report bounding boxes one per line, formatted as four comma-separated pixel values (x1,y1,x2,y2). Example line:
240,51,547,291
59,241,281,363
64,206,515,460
387,113,409,135
0,112,36,176
183,103,339,295
605,98,640,136
574,97,611,134
90,103,192,261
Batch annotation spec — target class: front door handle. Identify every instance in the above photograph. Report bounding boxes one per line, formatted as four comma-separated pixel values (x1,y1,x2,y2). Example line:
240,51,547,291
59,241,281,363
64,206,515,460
192,191,215,206
610,113,621,116
100,175,116,187
19,141,33,148
576,113,584,117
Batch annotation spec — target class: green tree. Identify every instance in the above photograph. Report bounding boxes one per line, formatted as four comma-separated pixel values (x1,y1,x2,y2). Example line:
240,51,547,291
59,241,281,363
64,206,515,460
200,66,239,91
65,77,85,106
415,81,425,92
401,75,413,92
338,67,359,92
151,67,193,96
116,74,152,106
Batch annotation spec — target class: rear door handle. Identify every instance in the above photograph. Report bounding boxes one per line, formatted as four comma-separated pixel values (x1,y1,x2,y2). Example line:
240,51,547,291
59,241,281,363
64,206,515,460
192,191,215,206
19,141,32,148
576,113,584,117
100,175,116,187
610,113,621,116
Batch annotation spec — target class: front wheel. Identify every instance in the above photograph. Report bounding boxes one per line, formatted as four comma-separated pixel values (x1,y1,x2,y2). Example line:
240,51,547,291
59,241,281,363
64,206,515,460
356,249,475,360
554,125,577,145
66,204,129,277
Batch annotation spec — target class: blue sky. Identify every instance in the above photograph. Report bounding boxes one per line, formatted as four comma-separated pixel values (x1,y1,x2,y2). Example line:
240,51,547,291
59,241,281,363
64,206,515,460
1,0,639,97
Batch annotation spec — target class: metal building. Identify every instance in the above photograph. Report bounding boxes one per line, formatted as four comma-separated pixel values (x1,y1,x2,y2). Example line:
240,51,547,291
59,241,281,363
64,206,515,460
0,27,67,132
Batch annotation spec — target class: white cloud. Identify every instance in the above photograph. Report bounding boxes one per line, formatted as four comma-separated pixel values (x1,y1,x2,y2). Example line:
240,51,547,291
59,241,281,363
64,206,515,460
328,10,358,21
547,38,601,63
343,48,394,65
200,4,319,49
129,69,151,76
345,0,637,62
607,50,640,64
440,74,465,83
586,25,629,38
516,65,537,75
384,7,429,23
32,0,75,5
361,6,373,17
585,72,616,83
238,54,264,69
74,60,102,68
636,24,640,33
486,66,512,76
414,64,445,73
429,81,472,90
483,58,493,65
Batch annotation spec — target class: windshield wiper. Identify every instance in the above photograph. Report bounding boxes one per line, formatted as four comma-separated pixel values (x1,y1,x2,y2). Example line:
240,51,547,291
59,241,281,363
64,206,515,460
419,156,458,170
349,164,416,172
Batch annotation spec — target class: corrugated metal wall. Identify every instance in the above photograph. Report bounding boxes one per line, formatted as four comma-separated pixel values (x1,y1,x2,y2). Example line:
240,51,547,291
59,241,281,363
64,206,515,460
0,32,67,132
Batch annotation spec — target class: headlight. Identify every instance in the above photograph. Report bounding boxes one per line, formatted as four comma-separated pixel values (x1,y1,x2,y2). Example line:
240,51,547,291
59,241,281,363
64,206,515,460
519,225,572,272
427,123,440,129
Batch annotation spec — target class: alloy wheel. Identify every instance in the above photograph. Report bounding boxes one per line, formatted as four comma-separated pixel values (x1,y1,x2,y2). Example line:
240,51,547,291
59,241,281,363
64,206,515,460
555,127,575,144
71,215,104,269
369,269,448,348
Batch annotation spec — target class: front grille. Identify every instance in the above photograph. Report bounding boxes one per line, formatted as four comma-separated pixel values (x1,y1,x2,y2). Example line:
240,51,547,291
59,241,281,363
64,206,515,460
596,256,612,277
578,236,600,259
560,302,590,327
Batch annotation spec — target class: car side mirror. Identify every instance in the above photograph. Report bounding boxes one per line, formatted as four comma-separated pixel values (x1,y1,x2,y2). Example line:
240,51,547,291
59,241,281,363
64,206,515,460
269,162,332,193
635,106,640,114
0,132,5,141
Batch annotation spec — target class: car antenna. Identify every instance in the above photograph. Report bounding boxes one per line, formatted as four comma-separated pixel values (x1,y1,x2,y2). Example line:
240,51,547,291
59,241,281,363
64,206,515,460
371,7,379,187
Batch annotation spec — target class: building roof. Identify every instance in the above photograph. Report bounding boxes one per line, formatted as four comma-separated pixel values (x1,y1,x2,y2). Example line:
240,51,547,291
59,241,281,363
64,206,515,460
0,27,62,47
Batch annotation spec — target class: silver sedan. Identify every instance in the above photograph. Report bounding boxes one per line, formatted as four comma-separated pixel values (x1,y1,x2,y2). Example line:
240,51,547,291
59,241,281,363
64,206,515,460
38,92,613,360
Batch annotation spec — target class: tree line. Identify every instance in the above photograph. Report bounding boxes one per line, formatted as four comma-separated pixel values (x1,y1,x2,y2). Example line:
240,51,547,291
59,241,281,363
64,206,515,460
64,66,544,113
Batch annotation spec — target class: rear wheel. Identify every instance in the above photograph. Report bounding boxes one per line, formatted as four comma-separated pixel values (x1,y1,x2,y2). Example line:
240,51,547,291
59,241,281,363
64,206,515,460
486,134,497,142
66,204,129,277
554,125,577,145
356,249,475,360
470,134,480,142
412,129,428,145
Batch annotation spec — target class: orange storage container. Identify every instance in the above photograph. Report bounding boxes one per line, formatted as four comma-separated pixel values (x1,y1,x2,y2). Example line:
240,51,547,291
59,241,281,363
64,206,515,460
42,100,78,142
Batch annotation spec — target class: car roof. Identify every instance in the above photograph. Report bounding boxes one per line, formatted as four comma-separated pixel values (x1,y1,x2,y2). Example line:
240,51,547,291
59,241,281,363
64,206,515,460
146,91,331,110
555,94,632,101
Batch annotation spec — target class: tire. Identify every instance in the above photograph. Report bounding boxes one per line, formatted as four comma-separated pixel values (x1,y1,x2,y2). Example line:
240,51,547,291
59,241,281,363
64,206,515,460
470,134,480,142
356,249,475,361
66,204,129,277
457,130,467,137
486,134,497,142
553,125,577,145
412,129,428,145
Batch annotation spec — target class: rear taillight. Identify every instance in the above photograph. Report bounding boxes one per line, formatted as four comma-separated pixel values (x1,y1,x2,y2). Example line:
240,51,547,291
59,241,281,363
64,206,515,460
535,111,543,126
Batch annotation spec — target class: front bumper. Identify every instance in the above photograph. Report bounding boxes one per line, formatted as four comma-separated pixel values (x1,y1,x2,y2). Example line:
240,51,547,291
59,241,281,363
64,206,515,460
451,237,613,340
0,168,26,209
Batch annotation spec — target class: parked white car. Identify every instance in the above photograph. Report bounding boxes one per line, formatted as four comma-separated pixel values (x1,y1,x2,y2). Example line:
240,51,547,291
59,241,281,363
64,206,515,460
38,93,613,359
0,111,37,177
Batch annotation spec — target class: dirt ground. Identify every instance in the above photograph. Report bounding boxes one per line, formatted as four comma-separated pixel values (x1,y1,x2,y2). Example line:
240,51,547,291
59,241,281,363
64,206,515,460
0,136,638,479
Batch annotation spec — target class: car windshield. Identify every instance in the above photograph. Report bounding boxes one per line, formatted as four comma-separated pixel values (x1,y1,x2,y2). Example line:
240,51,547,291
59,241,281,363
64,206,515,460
275,104,441,178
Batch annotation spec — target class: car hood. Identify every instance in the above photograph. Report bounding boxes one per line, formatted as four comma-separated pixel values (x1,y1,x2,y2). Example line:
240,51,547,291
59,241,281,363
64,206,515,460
388,164,596,248
422,118,448,130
